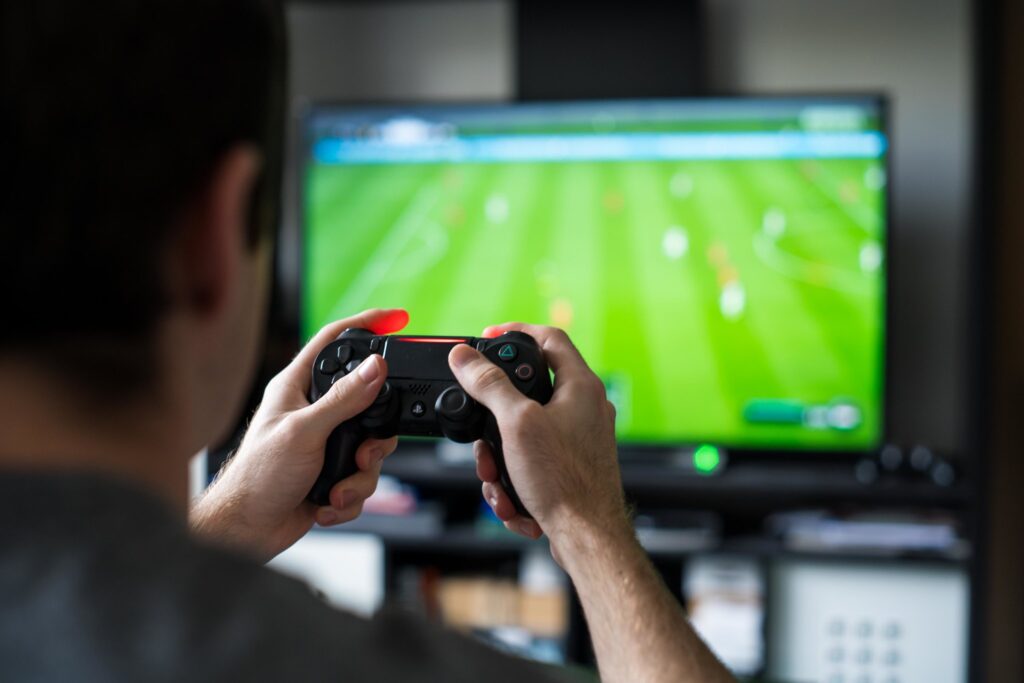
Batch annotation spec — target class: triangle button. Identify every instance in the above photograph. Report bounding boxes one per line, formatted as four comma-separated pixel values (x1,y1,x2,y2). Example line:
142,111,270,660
498,344,517,362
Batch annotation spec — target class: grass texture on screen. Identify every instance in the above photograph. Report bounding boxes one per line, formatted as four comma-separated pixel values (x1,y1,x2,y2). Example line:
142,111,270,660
303,155,885,449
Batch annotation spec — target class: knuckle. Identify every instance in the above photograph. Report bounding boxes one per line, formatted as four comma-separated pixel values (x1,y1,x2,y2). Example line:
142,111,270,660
504,410,527,434
540,327,568,350
263,372,285,394
324,376,360,407
510,402,542,430
264,374,298,402
356,470,381,493
551,327,570,344
275,415,304,443
318,387,347,414
472,363,509,393
566,373,604,398
317,321,336,336
523,400,545,419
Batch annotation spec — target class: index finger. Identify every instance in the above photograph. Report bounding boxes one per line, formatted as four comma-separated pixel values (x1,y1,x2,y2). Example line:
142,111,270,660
280,308,409,390
482,322,590,385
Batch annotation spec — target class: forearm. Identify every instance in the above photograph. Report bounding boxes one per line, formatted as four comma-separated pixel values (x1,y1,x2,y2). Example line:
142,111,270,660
553,518,734,683
187,458,290,563
188,465,256,556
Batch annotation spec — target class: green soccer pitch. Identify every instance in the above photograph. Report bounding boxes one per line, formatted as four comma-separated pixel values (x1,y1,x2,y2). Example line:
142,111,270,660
302,157,886,449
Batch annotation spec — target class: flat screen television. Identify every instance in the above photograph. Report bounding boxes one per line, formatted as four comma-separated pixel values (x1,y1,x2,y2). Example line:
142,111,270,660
299,97,888,452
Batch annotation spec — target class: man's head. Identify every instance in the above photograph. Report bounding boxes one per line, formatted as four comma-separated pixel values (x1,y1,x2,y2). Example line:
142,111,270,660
1,1,286,450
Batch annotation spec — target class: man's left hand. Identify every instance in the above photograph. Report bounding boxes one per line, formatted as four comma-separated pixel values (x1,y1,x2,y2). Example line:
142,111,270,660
190,308,409,561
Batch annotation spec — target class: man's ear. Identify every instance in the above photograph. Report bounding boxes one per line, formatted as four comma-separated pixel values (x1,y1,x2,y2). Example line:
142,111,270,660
171,144,263,321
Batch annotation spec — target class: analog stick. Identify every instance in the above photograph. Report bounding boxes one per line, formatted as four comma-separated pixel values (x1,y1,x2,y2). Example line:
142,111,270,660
365,381,393,418
435,386,472,421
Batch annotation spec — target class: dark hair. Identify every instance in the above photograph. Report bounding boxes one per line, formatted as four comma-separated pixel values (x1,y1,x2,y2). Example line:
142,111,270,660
0,1,286,392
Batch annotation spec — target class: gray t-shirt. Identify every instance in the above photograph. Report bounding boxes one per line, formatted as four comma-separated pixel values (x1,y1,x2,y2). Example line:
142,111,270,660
0,472,587,682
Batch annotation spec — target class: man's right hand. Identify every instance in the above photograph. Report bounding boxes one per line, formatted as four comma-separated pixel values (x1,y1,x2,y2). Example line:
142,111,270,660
447,323,630,548
451,323,735,683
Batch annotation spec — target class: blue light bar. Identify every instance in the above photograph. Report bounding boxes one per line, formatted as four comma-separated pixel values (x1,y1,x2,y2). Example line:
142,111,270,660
312,131,887,165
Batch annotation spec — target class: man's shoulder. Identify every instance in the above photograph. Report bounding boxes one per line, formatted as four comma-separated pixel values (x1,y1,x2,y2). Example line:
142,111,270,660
0,473,582,682
0,473,358,680
65,536,577,682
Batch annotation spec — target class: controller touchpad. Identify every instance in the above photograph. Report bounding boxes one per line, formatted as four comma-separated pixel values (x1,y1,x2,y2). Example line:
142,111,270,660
383,338,466,379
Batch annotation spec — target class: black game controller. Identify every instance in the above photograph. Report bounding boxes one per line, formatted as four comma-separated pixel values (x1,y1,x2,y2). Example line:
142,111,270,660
307,329,552,517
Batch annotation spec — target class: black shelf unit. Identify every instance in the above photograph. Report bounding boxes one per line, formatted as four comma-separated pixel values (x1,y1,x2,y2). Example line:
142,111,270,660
304,480,973,675
381,447,974,508
315,522,971,566
288,433,976,672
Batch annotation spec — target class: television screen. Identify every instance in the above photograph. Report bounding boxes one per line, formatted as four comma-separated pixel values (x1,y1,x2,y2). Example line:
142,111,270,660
300,98,887,450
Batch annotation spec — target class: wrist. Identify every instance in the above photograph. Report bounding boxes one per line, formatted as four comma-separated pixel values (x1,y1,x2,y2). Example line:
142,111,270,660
189,469,264,559
547,507,638,572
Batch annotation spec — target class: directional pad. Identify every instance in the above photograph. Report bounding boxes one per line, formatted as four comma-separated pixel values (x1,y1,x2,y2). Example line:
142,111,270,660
319,356,341,375
336,344,354,364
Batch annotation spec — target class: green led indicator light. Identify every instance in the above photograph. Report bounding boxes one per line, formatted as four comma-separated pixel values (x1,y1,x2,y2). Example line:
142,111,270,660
693,444,720,475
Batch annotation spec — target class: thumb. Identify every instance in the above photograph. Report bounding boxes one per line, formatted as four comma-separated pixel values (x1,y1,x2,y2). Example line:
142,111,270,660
449,344,525,416
298,354,387,436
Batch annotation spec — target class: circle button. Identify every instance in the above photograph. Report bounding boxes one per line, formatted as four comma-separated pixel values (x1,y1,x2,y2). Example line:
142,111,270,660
514,363,535,381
